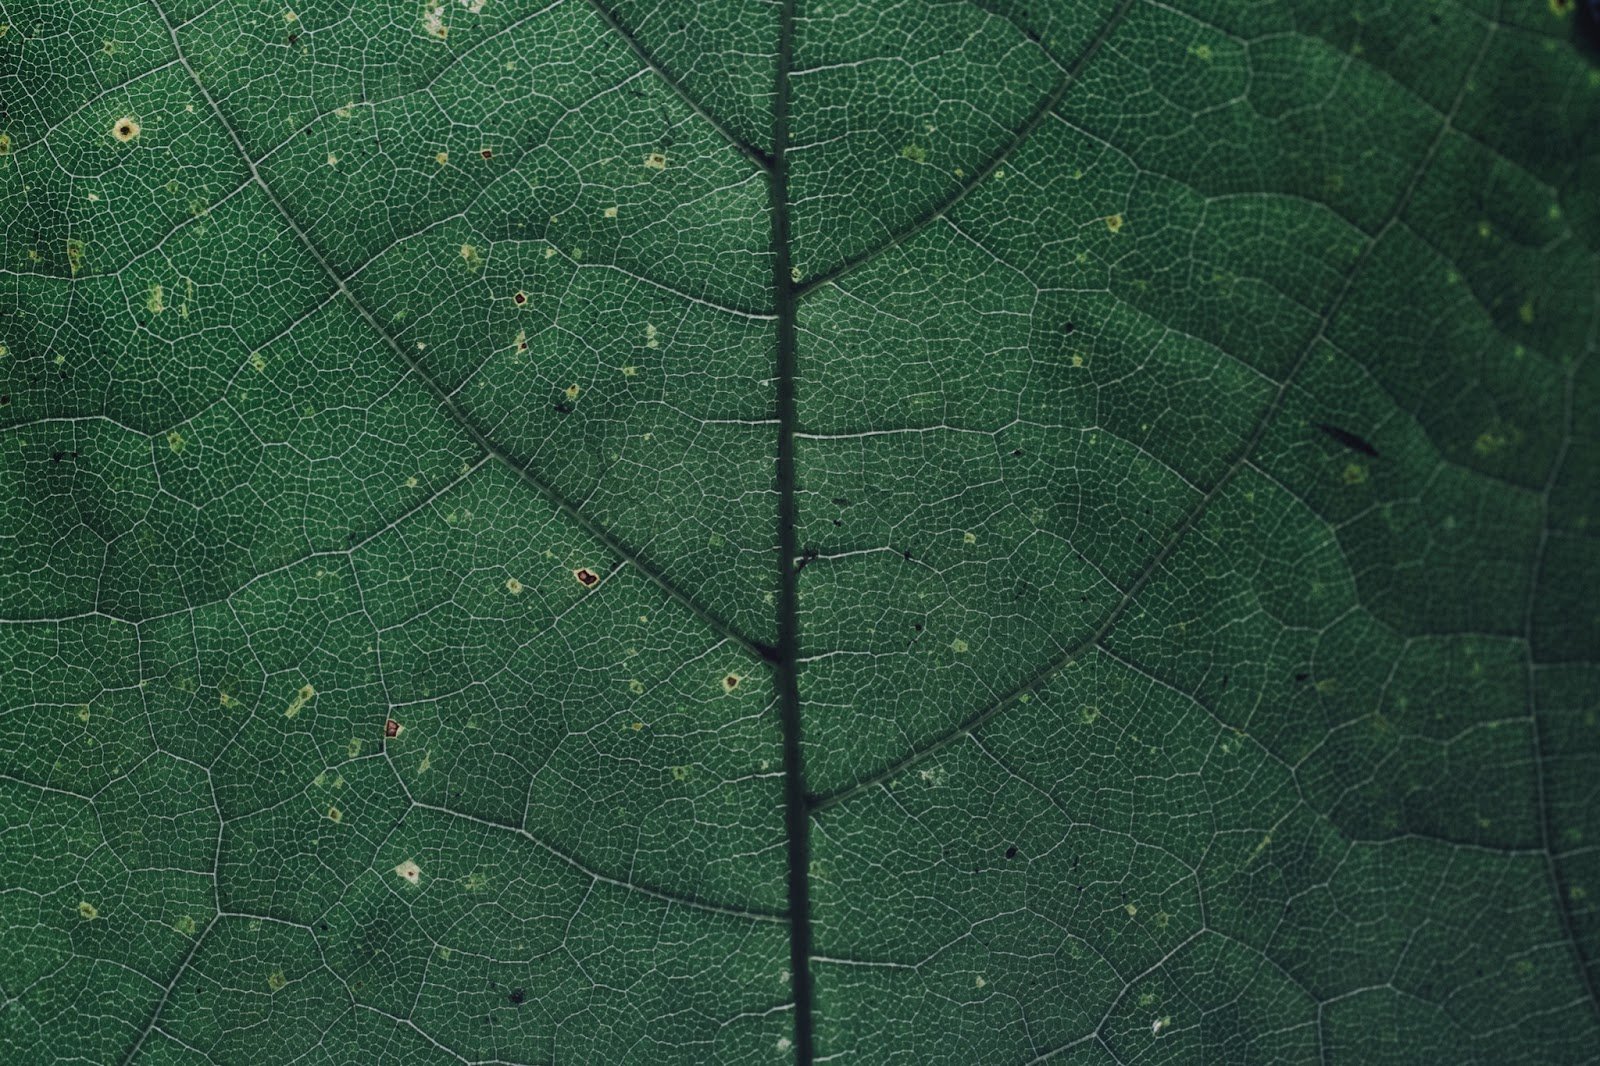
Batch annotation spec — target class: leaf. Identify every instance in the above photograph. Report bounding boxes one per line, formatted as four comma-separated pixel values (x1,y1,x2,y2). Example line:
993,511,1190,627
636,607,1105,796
1,1,1597,1063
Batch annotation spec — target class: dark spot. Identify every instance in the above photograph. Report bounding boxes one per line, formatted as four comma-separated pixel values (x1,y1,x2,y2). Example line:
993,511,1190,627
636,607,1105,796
116,122,133,138
508,988,525,1005
1580,0,1600,52
831,497,850,507
1061,321,1076,335
1294,672,1310,683
51,451,64,463
913,623,923,632
1220,674,1229,691
1011,449,1023,457
287,32,299,45
480,148,493,159
512,291,527,305
575,567,601,588
1313,421,1379,458
384,718,400,738
723,674,739,690
0,395,9,406
318,922,329,931
902,549,913,561
832,518,842,527
552,400,574,414
1005,845,1018,860
794,547,819,575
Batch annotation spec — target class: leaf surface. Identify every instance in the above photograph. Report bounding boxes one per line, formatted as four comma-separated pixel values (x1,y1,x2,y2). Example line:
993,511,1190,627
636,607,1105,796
2,1,1598,1063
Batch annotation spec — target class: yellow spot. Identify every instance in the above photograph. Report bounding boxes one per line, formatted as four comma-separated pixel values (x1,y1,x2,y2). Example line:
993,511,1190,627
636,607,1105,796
951,638,969,653
147,283,165,314
1105,214,1124,233
603,206,619,219
435,151,449,166
404,474,418,488
544,245,556,258
962,532,977,545
283,9,298,22
395,859,422,883
422,3,448,38
267,970,287,992
631,721,644,731
0,133,11,155
77,705,90,723
644,151,667,170
327,805,342,823
564,383,580,400
505,576,523,594
284,682,315,719
167,430,186,453
953,167,964,178
1124,902,1138,917
78,901,99,920
174,915,196,935
326,152,338,167
645,322,660,349
629,679,645,694
975,975,987,988
670,765,691,781
900,144,927,163
111,117,140,142
1342,462,1367,485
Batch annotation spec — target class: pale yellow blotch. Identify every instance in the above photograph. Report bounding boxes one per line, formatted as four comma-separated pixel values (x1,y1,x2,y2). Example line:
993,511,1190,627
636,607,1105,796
564,383,580,400
900,144,927,163
422,3,448,38
417,750,431,774
166,430,186,453
283,9,298,22
621,365,638,377
78,901,99,920
145,283,165,314
404,475,419,488
1189,42,1213,61
544,245,556,258
975,975,987,988
789,266,801,282
76,704,90,723
267,970,287,992
505,576,523,594
284,682,315,719
460,243,480,264
1477,220,1492,238
395,859,422,883
333,101,355,119
962,532,976,545
327,805,342,823
219,689,236,709
631,721,645,731
629,679,646,695
643,151,667,170
1080,703,1101,724
1124,902,1138,917
603,205,618,219
174,915,196,935
347,737,362,758
951,638,969,653
1152,1016,1172,1036
435,150,449,166
1105,214,1124,233
645,322,660,348
111,117,140,142
249,351,266,372
326,152,338,167
670,765,691,781
1071,354,1084,367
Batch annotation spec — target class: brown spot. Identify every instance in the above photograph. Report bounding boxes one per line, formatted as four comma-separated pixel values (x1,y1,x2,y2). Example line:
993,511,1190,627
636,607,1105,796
480,147,493,160
573,567,600,588
384,718,401,738
722,673,741,693
112,117,140,142
512,291,527,305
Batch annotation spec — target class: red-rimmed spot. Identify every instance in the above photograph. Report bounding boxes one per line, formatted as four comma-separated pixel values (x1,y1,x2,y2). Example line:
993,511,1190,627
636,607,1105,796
384,719,400,738
573,567,600,588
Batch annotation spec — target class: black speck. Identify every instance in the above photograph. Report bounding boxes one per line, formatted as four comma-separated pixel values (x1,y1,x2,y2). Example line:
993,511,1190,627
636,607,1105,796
1011,449,1023,457
51,451,64,463
287,32,299,45
552,400,574,415
1294,672,1310,683
508,988,525,1006
1005,845,1018,860
831,497,850,507
0,395,9,405
912,623,923,632
1313,421,1379,458
1061,321,1076,335
902,549,913,561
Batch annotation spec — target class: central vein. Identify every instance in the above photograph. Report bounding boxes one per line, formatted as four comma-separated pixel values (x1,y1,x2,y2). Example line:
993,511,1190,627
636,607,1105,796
769,0,813,1061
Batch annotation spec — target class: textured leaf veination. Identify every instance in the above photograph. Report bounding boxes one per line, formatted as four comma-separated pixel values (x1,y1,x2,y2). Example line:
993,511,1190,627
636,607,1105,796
2,1,1599,1063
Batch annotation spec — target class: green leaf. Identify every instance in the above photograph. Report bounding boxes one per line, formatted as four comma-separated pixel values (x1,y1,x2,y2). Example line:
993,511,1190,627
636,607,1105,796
2,1,1598,1062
